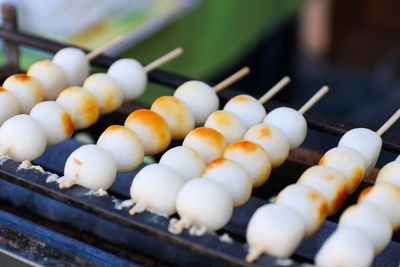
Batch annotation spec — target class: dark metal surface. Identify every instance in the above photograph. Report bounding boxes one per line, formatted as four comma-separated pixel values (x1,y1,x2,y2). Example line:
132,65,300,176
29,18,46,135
0,139,398,266
0,208,136,267
1,4,19,75
0,157,302,267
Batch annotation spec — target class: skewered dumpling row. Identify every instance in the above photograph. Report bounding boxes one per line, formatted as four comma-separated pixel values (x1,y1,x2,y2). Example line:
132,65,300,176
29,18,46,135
60,72,253,189
315,159,400,267
246,127,383,261
0,46,180,162
133,90,321,238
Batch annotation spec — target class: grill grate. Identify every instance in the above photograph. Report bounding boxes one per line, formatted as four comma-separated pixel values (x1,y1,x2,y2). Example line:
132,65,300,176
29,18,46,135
0,26,399,266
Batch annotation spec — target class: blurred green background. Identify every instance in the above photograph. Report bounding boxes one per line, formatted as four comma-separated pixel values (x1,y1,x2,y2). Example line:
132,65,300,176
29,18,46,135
12,0,300,105
125,0,300,103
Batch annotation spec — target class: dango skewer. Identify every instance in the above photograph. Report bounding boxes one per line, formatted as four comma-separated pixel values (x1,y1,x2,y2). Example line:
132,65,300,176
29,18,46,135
151,67,251,140
205,76,290,144
223,76,291,128
0,48,183,164
170,84,329,235
316,147,400,267
159,76,291,184
61,65,251,192
59,47,184,131
183,76,291,164
245,109,400,262
31,35,127,100
126,67,249,157
245,86,329,168
128,76,290,219
198,87,329,208
0,35,127,130
173,67,250,125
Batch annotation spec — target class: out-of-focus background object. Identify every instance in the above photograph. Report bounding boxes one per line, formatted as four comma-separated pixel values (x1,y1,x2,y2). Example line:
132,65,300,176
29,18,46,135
0,0,301,103
295,0,400,163
0,0,195,53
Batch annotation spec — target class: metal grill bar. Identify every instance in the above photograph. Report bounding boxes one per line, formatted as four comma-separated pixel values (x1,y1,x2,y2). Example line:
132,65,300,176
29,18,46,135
0,158,304,267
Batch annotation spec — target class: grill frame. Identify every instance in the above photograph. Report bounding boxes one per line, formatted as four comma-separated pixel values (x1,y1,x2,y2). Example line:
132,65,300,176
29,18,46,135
0,26,399,266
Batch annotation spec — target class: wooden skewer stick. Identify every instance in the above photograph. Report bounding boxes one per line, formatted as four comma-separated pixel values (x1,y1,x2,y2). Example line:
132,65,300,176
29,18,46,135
128,202,145,216
258,76,291,104
376,109,400,136
173,219,187,234
298,86,329,114
213,67,250,93
171,216,191,234
85,35,126,61
246,247,264,263
144,47,184,73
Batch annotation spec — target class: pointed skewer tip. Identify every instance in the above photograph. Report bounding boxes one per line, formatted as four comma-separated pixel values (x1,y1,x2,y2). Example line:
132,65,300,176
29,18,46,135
376,108,400,136
298,85,330,114
258,75,291,104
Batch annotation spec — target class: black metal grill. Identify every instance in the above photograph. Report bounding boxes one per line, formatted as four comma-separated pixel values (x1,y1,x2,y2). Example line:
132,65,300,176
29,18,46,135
0,26,399,267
